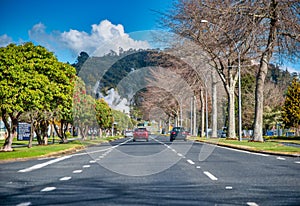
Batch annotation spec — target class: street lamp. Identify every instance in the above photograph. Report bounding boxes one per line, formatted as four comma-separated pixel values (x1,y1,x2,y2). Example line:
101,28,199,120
201,19,242,141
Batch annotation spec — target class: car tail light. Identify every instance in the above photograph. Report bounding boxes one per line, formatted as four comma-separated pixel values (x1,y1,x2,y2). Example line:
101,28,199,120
171,131,176,135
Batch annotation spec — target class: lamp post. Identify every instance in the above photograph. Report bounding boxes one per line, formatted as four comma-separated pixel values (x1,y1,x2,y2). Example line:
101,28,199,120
201,19,242,141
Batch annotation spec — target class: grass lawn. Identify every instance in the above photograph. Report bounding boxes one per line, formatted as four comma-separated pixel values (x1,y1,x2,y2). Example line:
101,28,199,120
189,137,300,155
0,136,124,161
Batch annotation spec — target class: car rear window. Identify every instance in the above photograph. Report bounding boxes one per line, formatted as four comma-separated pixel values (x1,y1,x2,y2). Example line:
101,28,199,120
135,128,147,132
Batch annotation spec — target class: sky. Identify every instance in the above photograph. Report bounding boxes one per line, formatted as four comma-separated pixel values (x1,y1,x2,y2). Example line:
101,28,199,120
0,0,299,72
0,0,174,63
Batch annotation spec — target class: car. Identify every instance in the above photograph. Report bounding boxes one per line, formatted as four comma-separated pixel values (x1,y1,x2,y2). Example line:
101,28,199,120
124,130,133,137
133,128,149,142
170,127,187,142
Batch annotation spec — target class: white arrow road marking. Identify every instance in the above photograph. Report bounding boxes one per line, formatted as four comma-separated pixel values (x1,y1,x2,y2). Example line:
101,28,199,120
203,171,218,181
41,187,56,192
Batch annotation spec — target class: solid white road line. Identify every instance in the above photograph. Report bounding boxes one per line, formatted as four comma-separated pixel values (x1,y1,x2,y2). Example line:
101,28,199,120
41,187,56,192
187,159,195,165
18,138,132,173
195,142,270,157
203,171,218,181
247,202,259,206
18,155,72,173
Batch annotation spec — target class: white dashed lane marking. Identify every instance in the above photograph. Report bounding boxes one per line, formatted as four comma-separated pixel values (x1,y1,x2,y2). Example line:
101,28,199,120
41,187,56,192
225,186,233,190
73,170,82,174
83,165,91,168
295,161,300,164
187,159,195,165
276,157,286,160
203,171,218,181
247,202,259,206
16,202,31,206
59,176,72,181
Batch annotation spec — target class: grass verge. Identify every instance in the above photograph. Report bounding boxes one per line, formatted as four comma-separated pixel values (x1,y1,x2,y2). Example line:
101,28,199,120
188,137,300,156
0,136,124,162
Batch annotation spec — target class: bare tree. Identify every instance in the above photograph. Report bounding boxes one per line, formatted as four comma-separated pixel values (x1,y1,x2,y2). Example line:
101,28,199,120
162,0,300,141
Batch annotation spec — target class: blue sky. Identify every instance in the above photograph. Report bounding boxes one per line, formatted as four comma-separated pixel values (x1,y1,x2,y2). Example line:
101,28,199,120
0,0,299,72
0,0,174,63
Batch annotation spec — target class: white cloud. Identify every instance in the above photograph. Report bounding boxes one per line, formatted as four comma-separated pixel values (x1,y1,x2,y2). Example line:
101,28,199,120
0,34,13,47
60,20,150,57
27,20,150,61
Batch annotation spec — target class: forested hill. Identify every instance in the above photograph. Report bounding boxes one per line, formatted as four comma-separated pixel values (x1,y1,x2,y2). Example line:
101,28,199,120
72,49,157,96
72,49,298,98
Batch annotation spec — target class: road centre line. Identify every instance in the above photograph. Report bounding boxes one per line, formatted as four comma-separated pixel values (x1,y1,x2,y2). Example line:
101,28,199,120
203,171,218,181
16,202,31,206
18,138,131,173
60,176,72,181
41,187,56,192
247,202,259,206
187,159,195,165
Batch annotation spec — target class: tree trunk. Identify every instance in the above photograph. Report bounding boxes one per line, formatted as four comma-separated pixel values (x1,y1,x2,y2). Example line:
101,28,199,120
2,113,19,151
211,71,218,138
253,0,278,142
193,96,197,136
252,58,268,142
227,87,236,138
200,89,205,137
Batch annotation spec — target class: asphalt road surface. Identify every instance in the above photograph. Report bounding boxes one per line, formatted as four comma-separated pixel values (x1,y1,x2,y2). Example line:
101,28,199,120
1,135,299,206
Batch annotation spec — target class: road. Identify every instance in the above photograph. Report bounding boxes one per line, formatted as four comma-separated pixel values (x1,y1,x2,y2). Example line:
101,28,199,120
1,135,299,205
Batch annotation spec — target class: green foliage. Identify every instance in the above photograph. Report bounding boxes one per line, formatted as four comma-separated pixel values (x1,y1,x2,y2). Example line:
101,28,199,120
0,42,76,148
73,77,97,136
111,109,133,131
282,78,300,130
95,98,112,129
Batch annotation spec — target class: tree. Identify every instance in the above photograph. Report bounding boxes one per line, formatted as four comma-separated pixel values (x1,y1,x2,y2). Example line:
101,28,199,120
111,110,133,132
72,51,89,75
95,98,112,137
0,43,76,151
73,77,97,140
163,0,300,141
282,78,300,135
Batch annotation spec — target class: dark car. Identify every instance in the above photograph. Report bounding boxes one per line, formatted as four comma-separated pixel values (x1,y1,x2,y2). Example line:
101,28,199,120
170,127,187,142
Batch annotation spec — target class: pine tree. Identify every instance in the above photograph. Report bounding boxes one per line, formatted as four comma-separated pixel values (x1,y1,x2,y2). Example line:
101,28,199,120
282,78,300,135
